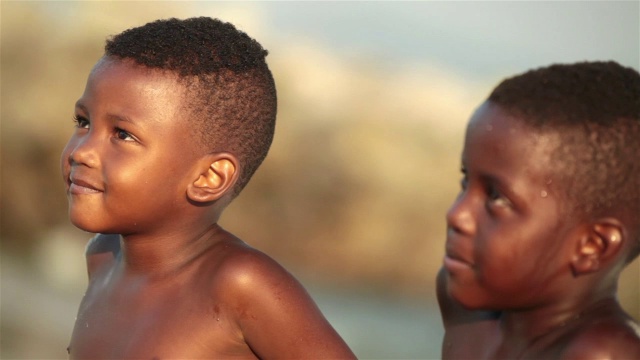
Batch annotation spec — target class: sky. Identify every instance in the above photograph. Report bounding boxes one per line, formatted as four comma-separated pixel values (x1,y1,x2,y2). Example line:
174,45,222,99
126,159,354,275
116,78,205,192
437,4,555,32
37,1,640,83
200,1,639,82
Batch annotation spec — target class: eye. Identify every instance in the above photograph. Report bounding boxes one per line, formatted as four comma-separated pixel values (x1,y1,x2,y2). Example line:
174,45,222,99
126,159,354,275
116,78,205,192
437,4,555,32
459,167,468,190
486,184,511,208
114,127,135,142
459,175,468,191
73,115,90,129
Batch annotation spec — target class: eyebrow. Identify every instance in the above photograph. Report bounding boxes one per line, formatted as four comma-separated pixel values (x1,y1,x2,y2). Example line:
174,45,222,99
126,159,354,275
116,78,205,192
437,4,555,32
74,101,137,125
106,113,136,125
74,101,88,114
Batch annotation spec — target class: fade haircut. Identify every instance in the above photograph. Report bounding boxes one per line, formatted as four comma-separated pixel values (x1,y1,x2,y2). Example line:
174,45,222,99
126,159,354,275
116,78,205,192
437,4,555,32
104,17,277,197
488,61,640,260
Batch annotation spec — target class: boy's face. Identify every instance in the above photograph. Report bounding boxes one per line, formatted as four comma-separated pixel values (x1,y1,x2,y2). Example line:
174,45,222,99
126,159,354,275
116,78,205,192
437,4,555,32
61,57,201,235
444,102,578,311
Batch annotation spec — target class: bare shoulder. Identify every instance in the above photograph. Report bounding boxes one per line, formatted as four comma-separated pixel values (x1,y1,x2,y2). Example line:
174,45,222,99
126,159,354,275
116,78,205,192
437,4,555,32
204,236,297,296
207,234,355,359
561,316,640,359
213,237,289,277
209,238,323,322
84,233,120,278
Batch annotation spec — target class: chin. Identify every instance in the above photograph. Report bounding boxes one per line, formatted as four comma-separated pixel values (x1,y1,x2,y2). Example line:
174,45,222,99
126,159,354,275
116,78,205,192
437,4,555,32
448,283,499,311
68,211,112,234
70,218,106,234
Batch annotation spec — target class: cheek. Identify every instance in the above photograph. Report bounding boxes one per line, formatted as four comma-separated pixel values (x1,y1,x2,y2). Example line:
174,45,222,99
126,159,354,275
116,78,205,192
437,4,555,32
477,224,530,268
106,160,147,193
107,156,185,200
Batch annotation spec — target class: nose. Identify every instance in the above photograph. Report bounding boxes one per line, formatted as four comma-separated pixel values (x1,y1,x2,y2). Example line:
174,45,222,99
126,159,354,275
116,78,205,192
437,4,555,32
64,132,99,168
446,193,476,236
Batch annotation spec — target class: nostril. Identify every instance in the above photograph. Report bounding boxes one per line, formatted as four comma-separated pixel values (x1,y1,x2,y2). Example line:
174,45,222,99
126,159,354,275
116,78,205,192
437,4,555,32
446,218,462,235
67,139,98,168
69,148,83,166
445,207,459,228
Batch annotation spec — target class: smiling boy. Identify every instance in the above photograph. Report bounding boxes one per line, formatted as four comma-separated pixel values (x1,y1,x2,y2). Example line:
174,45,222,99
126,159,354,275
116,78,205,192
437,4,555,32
437,61,640,359
61,17,355,359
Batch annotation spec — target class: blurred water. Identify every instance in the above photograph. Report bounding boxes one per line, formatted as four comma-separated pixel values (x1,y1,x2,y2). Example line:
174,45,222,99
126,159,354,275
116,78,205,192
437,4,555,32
308,285,443,359
1,255,443,359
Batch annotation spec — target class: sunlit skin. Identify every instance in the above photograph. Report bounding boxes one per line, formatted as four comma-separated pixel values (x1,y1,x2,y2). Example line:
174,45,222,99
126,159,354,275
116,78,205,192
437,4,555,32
61,57,356,359
437,102,640,359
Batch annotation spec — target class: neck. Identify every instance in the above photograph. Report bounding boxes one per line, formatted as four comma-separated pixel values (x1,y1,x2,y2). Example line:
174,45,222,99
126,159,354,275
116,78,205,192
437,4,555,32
118,222,226,277
499,291,619,352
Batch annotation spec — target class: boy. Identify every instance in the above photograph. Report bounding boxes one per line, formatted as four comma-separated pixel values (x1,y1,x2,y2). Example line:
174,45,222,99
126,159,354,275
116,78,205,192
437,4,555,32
437,61,640,359
61,17,355,359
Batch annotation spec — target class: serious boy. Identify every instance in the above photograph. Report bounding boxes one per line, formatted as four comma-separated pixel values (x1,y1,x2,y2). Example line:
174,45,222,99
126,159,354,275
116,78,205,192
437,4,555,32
61,17,355,359
438,61,640,359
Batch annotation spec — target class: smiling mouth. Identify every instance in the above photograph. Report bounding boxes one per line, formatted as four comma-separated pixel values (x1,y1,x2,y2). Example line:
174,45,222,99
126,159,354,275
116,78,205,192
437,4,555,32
444,255,472,269
68,177,102,194
443,250,474,272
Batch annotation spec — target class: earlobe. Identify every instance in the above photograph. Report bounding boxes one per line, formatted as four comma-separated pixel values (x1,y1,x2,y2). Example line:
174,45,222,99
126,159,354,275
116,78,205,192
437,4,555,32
570,219,624,276
187,153,238,203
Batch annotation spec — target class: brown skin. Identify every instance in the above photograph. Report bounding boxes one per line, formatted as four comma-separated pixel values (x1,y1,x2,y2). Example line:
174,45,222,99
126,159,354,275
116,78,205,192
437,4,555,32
61,57,356,359
438,102,640,359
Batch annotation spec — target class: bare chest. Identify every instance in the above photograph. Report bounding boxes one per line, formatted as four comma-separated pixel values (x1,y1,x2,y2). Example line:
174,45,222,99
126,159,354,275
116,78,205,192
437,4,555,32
68,274,254,359
443,321,571,360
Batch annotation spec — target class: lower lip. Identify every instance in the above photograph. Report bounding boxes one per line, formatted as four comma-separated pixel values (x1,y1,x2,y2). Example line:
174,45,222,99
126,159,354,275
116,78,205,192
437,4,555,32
443,255,473,272
69,183,101,195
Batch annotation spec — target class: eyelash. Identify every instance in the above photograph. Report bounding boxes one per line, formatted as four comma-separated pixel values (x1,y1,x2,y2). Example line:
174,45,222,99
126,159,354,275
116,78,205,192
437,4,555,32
486,184,511,209
487,185,503,201
459,167,468,190
73,115,90,129
72,115,136,143
459,167,511,210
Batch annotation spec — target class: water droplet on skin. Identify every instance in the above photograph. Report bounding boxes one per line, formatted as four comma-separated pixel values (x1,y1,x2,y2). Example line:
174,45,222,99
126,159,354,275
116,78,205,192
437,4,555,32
541,190,548,198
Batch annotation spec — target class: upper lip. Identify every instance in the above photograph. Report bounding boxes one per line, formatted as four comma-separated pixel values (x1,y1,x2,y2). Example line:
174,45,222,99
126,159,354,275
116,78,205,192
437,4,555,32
445,241,473,266
69,174,103,191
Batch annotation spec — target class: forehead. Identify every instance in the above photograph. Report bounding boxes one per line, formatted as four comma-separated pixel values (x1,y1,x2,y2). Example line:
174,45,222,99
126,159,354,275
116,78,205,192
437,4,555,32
83,57,187,115
464,102,559,181
89,56,181,87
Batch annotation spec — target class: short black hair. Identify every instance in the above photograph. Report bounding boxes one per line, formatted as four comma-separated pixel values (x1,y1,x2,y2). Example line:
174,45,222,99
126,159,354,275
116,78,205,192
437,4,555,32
488,61,640,259
104,17,277,197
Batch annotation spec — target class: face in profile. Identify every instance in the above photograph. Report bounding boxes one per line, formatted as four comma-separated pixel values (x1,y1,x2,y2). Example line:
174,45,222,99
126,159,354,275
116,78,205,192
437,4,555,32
444,102,578,311
61,57,200,235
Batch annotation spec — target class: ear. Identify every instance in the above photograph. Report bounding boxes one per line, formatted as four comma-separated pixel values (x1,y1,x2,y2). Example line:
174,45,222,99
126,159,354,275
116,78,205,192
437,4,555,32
186,153,239,203
570,218,624,276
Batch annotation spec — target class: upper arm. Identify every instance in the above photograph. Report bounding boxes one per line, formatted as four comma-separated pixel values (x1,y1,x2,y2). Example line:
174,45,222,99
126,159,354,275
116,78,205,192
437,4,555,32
219,251,356,359
85,233,120,278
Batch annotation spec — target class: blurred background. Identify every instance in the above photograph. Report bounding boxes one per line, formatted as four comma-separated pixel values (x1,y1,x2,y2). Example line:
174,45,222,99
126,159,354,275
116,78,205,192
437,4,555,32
1,1,638,359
